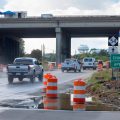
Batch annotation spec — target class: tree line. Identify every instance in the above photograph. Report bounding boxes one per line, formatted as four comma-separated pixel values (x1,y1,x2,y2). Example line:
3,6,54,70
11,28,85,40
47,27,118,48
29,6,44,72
20,40,109,62
73,49,109,62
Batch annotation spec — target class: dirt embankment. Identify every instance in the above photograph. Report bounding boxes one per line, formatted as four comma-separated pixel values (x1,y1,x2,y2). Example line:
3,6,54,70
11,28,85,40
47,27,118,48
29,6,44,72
87,80,120,110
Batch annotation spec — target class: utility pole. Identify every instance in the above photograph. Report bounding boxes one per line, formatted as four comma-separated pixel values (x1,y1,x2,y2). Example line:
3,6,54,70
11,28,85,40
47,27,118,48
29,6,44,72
42,43,45,64
41,44,43,64
75,50,77,58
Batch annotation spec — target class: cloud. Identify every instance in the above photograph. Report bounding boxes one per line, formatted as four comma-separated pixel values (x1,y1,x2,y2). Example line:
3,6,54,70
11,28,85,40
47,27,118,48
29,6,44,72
3,0,119,10
2,0,120,16
48,2,120,15
62,0,116,10
24,38,56,54
2,0,120,54
24,37,108,55
0,0,7,9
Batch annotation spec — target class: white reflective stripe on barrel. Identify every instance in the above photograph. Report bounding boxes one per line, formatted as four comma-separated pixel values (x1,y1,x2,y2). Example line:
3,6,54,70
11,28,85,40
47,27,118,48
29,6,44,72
73,94,86,98
47,90,57,94
43,78,47,81
74,86,86,90
47,82,57,86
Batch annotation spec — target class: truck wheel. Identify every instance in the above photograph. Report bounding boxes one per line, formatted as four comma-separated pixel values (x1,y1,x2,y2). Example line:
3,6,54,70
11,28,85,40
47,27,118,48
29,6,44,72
38,71,43,82
18,77,23,81
79,69,81,72
83,67,86,70
93,68,96,70
30,74,35,83
8,76,13,84
74,69,77,72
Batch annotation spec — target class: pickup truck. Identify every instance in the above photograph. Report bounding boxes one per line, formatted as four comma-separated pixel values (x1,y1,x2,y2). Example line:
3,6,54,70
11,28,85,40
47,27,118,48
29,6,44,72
7,57,44,84
61,58,82,72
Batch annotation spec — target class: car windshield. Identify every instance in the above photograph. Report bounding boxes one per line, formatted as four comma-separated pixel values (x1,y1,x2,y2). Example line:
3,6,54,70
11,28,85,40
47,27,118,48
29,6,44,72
14,59,33,65
65,59,75,63
84,58,93,62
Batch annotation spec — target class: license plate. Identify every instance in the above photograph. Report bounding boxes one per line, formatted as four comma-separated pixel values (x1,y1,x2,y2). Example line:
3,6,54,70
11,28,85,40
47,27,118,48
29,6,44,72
16,73,21,75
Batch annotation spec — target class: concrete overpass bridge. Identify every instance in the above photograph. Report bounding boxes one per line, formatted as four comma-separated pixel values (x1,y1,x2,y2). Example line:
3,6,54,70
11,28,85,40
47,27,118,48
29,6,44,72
0,15,120,64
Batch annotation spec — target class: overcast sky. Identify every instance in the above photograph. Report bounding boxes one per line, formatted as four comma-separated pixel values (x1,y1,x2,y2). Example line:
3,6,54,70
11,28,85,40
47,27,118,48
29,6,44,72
1,0,120,54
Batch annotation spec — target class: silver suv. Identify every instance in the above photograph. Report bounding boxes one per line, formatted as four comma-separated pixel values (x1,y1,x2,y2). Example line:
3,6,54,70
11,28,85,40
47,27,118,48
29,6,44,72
61,58,82,72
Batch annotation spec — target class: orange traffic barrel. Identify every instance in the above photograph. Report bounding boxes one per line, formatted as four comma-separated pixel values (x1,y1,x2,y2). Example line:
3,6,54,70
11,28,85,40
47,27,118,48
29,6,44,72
0,64,3,72
46,76,58,98
43,97,59,110
49,64,54,71
73,79,86,104
58,64,61,69
73,103,86,111
43,73,53,93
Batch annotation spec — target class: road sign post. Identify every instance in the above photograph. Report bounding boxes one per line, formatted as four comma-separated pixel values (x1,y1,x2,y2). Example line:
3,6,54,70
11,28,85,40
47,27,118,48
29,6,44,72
108,36,119,80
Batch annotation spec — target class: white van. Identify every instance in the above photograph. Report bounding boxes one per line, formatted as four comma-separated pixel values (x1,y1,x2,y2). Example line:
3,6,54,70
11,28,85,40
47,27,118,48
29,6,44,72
82,57,97,70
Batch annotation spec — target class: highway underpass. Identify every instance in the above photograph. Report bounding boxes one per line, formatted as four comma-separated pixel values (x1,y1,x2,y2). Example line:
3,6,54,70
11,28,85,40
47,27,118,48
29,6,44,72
0,15,120,64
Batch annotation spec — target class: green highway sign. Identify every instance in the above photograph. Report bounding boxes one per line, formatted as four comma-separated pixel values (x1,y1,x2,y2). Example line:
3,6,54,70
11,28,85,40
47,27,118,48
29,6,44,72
110,54,120,61
110,54,120,68
110,61,120,68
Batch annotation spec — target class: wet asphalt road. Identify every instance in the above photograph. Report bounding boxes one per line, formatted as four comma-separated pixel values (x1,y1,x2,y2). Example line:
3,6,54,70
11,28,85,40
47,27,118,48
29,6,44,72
0,70,95,102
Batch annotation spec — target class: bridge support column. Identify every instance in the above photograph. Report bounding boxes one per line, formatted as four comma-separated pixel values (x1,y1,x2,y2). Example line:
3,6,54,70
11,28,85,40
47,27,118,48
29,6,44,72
56,28,62,65
0,37,4,63
56,28,71,65
8,38,20,63
62,33,71,61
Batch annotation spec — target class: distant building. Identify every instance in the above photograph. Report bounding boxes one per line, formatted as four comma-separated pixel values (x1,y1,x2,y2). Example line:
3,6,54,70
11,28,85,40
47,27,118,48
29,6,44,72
78,45,89,53
1,11,27,18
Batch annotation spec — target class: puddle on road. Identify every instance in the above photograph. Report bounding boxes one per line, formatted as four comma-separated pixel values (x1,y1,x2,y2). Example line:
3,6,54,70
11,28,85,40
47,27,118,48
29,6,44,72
0,93,119,111
0,96,43,109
